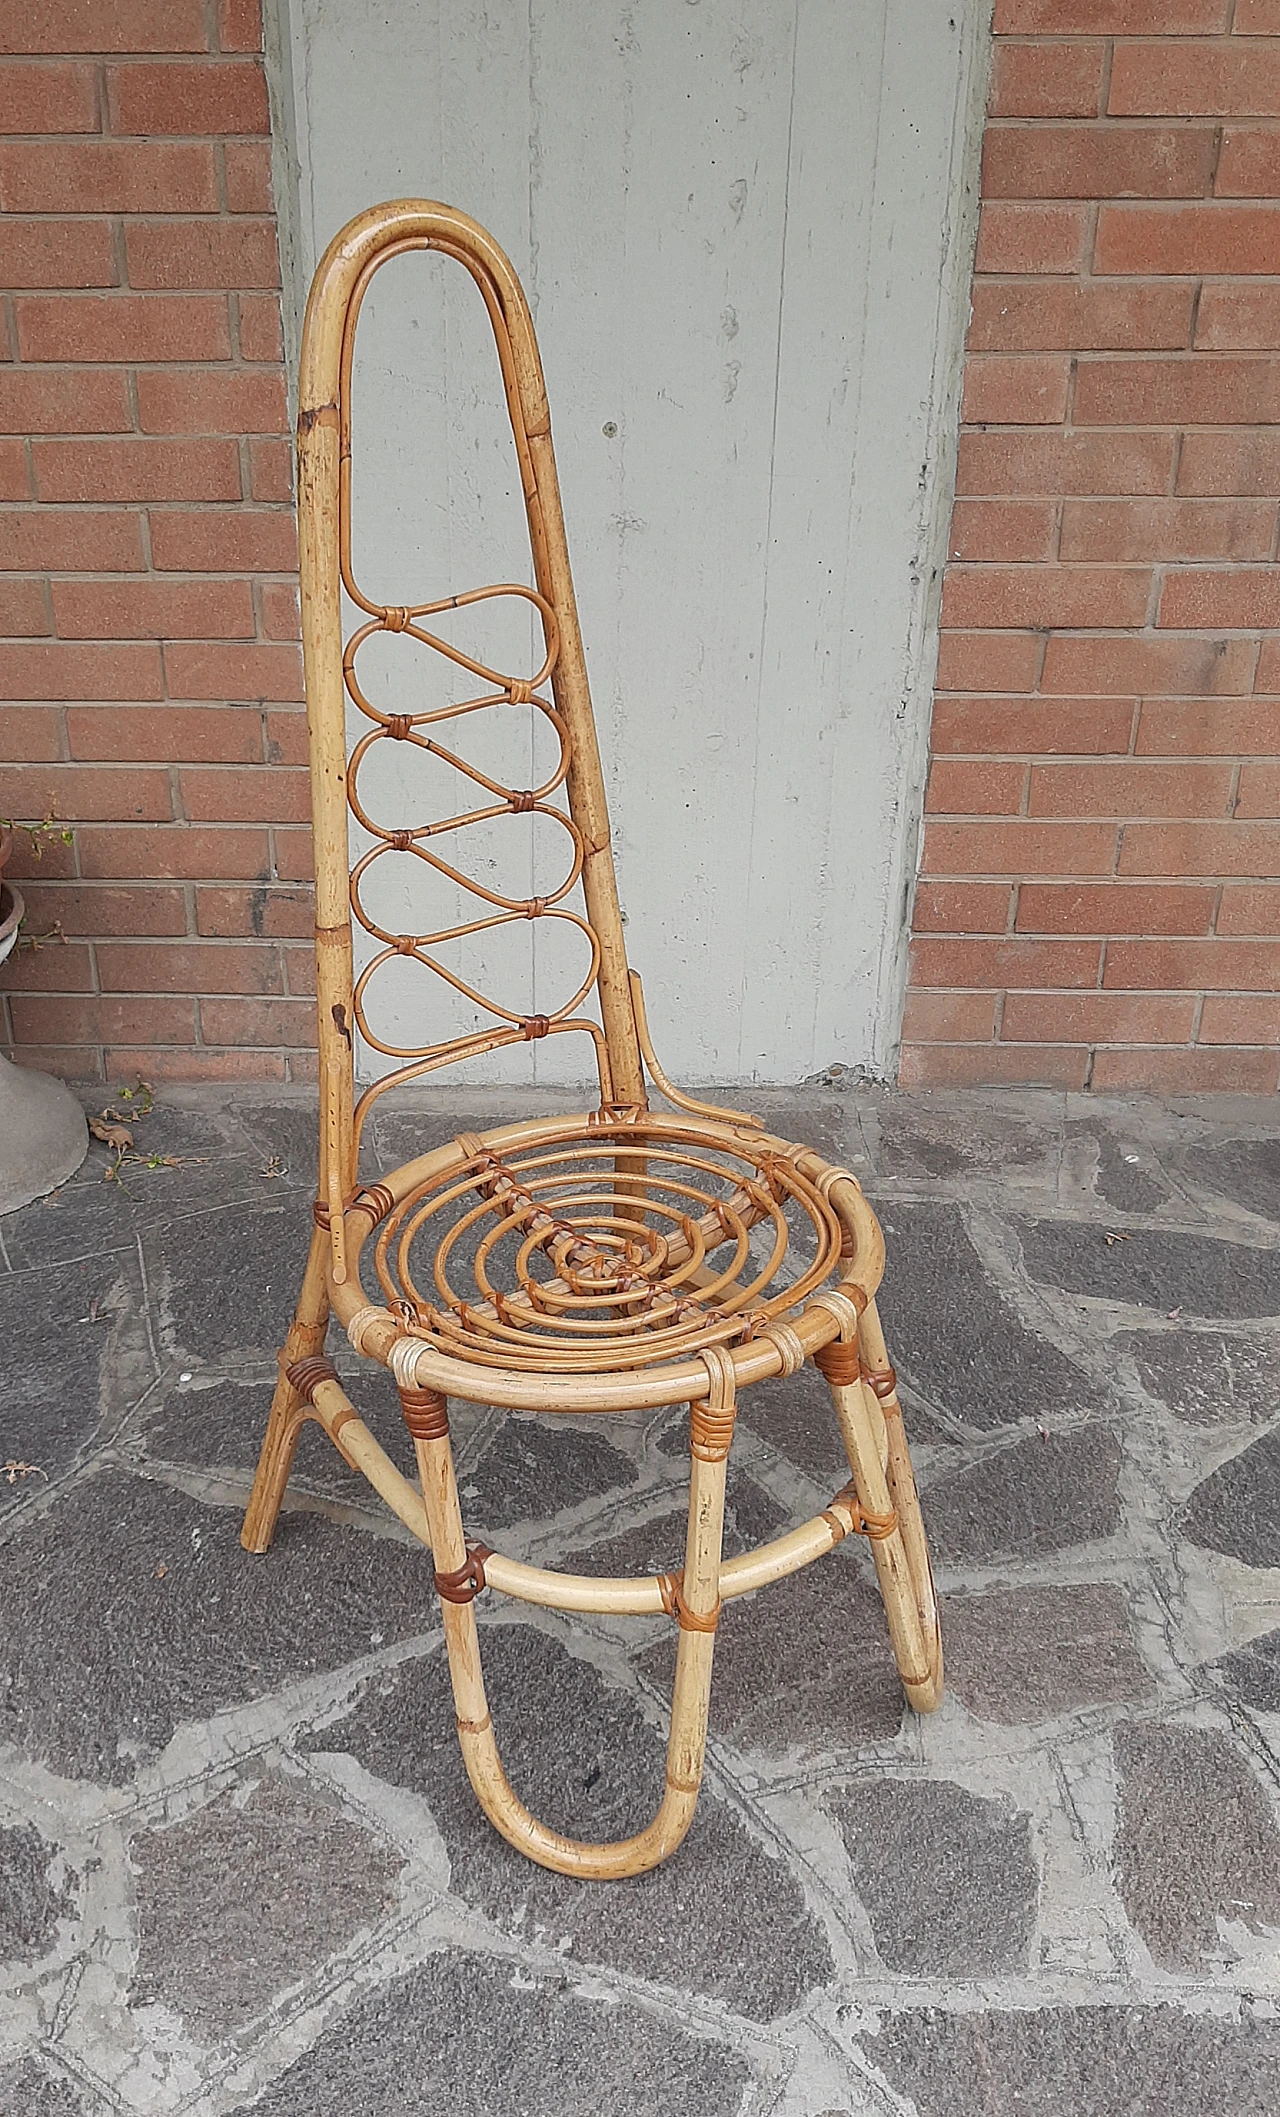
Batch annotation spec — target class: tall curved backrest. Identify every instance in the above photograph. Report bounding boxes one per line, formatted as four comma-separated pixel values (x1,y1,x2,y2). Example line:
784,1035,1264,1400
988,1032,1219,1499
297,202,646,1275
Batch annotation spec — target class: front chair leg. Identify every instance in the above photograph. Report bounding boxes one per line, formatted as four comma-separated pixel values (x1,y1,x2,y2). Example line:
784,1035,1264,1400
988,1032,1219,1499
399,1348,736,1880
241,1223,332,1554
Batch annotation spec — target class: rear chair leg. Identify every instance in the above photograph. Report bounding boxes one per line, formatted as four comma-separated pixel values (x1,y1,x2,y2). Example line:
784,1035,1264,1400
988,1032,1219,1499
241,1224,331,1554
399,1346,736,1880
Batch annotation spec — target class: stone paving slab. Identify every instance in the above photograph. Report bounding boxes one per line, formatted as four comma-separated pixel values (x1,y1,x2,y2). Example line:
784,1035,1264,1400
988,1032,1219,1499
1,1080,1279,2114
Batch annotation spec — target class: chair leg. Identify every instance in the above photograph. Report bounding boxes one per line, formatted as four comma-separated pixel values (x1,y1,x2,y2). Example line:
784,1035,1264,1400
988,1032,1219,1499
822,1323,943,1715
241,1225,331,1554
399,1353,735,1880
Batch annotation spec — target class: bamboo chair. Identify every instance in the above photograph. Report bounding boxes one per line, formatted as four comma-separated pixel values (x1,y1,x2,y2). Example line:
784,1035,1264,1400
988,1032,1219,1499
243,200,943,1879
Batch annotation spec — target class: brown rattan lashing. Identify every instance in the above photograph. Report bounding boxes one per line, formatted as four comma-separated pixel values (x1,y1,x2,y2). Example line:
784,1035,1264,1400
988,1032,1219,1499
241,199,942,1880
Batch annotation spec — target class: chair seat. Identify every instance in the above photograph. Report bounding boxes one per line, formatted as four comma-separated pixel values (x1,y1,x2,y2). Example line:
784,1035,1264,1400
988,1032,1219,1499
354,1110,863,1383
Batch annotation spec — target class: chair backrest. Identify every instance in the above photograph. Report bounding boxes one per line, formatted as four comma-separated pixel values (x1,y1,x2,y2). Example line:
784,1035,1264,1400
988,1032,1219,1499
296,202,645,1270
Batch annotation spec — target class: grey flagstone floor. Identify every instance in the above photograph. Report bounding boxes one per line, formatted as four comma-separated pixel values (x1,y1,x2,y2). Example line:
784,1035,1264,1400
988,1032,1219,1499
1,1080,1279,2115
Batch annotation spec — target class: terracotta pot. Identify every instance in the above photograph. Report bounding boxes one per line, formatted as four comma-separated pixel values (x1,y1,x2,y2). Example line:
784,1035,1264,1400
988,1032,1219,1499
0,875,22,969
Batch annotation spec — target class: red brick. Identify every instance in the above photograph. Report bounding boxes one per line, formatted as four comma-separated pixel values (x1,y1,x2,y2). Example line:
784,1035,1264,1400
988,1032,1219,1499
1216,126,1280,196
911,935,1103,989
195,884,311,937
0,61,98,133
941,565,1151,629
933,632,1044,694
1250,634,1280,688
1078,355,1280,425
148,508,295,573
1177,430,1280,495
1091,1046,1280,1091
218,0,262,53
15,882,187,936
136,368,286,435
1237,763,1280,816
1195,283,1280,350
1095,206,1280,276
1016,882,1216,934
105,60,268,136
1237,0,1280,25
1119,820,1280,874
224,140,272,212
1,762,170,820
1159,569,1280,627
179,764,309,822
0,219,117,288
52,577,254,641
900,990,999,1042
0,1048,98,1082
1,824,75,880
247,437,292,502
912,882,1014,933
1109,40,1280,119
0,705,61,760
10,995,197,1045
260,579,299,639
238,293,283,361
281,944,314,995
0,140,217,212
1198,994,1280,1044
104,1046,288,1081
947,500,1056,562
930,697,1135,755
1106,937,1280,988
1029,761,1234,817
33,438,241,503
163,641,302,701
925,760,1027,814
270,827,313,881
900,1043,1090,1089
995,0,1229,25
967,280,1194,354
0,369,131,436
264,708,307,764
199,995,313,1045
975,202,1090,274
17,294,232,363
67,703,261,762
1041,635,1257,697
988,41,1105,119
0,641,162,699
957,429,1175,497
76,823,270,880
983,124,1217,200
0,445,33,501
1060,497,1275,562
924,819,1119,875
1218,883,1280,933
0,941,93,992
5,3,208,51
1003,991,1197,1043
0,578,50,636
287,1051,317,1084
97,939,282,994
961,354,1070,425
0,509,145,572
124,218,278,291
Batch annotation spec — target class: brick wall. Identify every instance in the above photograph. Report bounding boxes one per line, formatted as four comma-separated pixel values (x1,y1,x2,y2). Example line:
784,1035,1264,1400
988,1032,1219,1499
0,0,312,1084
905,0,1280,1096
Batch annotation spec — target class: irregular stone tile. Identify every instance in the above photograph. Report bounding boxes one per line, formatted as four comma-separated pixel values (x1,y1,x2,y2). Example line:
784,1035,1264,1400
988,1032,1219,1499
828,1779,1036,1975
0,2059,106,2117
1179,1136,1280,1226
301,1623,832,2021
0,1469,438,1786
564,1469,786,1579
148,1197,314,1361
923,1426,1122,1567
1182,1427,1280,1570
1120,1328,1279,1425
1218,1628,1280,1713
0,1254,134,1513
739,1362,952,1484
130,1775,403,2039
863,2004,1280,2117
233,1104,320,1189
945,1584,1151,1726
748,1090,851,1168
874,1206,1101,1432
0,1823,75,1964
1073,1127,1170,1215
1114,1724,1280,1972
638,1545,903,1753
458,1416,638,1529
368,1108,495,1178
866,1093,1047,1181
1018,1220,1280,1321
141,1372,417,1494
231,1949,750,2117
